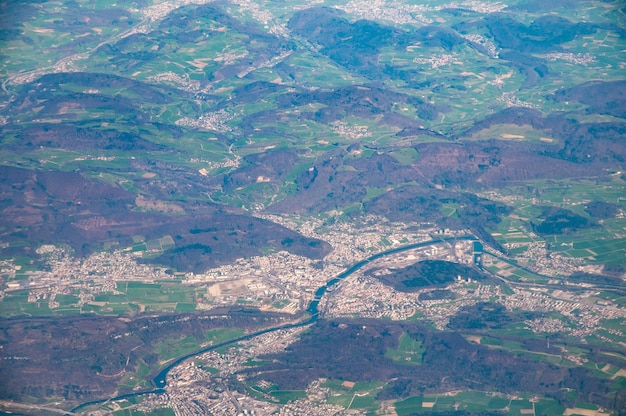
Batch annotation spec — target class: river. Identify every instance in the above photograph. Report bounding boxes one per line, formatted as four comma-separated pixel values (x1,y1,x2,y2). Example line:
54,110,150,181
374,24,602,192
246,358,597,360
72,235,475,412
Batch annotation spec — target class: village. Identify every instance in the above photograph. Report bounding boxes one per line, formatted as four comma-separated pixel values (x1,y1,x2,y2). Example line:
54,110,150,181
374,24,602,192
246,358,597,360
1,214,622,339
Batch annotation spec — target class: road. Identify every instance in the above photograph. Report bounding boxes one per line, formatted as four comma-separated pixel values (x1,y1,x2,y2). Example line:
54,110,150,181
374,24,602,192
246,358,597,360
71,235,473,412
70,233,622,413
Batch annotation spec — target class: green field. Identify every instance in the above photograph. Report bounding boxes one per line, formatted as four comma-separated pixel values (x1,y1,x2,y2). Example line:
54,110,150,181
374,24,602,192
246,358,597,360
385,332,425,365
0,281,205,317
205,328,246,344
268,390,307,404
0,0,625,413
155,336,204,364
483,178,626,270
394,391,555,415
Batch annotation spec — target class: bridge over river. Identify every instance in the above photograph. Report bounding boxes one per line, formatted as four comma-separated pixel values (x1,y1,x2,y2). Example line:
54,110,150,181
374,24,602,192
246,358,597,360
71,235,482,412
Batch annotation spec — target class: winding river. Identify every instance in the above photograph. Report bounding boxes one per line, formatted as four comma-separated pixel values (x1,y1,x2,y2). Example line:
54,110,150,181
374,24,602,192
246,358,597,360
72,235,475,412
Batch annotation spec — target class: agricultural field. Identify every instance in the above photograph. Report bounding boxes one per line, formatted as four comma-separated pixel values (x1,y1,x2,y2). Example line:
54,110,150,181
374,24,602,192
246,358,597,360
385,332,425,364
319,379,385,412
480,178,626,273
394,391,556,415
0,0,625,415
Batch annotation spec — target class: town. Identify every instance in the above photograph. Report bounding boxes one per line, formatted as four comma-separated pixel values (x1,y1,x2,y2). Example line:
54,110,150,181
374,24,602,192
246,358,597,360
3,211,625,415
2,213,621,334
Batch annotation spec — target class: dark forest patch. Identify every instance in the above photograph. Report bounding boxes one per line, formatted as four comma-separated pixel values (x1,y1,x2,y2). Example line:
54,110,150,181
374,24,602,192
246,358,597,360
368,260,487,292
142,214,332,273
551,80,626,118
0,166,331,269
239,318,620,410
584,200,619,219
532,206,596,236
0,311,288,404
222,149,300,192
447,302,515,330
